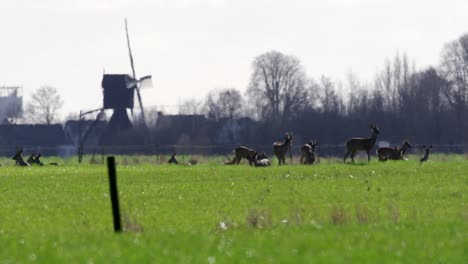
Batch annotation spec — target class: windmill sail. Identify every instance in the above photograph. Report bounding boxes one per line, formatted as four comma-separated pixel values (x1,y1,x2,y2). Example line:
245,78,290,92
124,18,147,125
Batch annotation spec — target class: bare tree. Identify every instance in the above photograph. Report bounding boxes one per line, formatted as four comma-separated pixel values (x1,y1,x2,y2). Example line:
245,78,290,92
25,85,63,125
204,88,244,120
178,98,204,115
440,34,468,141
247,51,311,124
318,76,344,115
440,34,468,109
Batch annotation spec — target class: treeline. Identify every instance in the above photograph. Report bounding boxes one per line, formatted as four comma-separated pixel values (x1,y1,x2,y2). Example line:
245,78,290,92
161,33,468,149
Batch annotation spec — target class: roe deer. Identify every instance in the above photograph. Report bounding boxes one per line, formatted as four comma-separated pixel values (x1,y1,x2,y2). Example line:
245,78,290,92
420,145,432,165
168,153,178,164
273,133,293,166
12,149,30,167
344,124,380,163
252,152,271,167
377,140,412,161
300,140,318,164
27,153,36,164
35,154,59,166
233,146,257,165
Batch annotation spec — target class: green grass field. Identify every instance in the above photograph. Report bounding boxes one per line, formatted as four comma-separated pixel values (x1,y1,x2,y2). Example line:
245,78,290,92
0,155,466,263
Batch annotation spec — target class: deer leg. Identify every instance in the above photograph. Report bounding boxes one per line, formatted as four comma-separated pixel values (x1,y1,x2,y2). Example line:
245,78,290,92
367,150,371,163
344,149,350,163
350,150,356,163
300,155,304,164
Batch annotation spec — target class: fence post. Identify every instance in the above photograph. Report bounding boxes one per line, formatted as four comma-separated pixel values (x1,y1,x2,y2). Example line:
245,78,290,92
107,156,122,232
155,144,160,164
78,144,83,164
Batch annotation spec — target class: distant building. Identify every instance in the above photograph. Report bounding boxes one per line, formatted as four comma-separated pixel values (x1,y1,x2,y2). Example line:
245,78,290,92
0,124,66,156
64,119,107,146
0,86,23,123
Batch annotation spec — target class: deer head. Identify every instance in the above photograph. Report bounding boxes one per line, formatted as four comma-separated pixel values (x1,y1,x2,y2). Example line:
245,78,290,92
403,139,412,148
369,124,380,135
12,148,23,161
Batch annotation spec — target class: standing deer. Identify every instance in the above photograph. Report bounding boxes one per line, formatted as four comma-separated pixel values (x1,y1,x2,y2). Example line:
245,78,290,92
420,145,432,165
377,140,412,161
232,146,257,165
300,140,318,164
252,152,271,167
273,133,293,166
344,124,380,163
12,149,30,167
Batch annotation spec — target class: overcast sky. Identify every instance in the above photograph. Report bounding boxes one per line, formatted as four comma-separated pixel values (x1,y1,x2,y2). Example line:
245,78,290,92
1,0,467,115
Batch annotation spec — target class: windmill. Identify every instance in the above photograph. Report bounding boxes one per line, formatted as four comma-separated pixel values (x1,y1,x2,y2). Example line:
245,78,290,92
78,19,152,161
103,18,152,132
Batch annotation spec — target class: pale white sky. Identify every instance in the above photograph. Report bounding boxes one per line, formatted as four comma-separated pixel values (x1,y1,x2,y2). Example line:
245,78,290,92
1,0,467,115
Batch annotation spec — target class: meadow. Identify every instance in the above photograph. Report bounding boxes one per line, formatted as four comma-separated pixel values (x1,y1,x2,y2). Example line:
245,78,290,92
0,154,466,263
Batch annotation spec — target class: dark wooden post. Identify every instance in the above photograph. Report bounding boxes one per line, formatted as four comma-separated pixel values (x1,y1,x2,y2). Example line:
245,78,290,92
155,144,160,164
78,144,83,164
107,156,122,232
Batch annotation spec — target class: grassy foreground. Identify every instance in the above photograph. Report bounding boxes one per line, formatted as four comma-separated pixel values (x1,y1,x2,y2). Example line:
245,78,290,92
0,156,466,263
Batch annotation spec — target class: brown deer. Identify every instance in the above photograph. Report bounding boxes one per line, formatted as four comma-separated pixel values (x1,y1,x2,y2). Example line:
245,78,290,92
420,145,432,165
232,146,257,165
344,124,380,163
168,153,178,164
300,140,318,164
377,140,412,161
12,149,30,167
27,153,37,164
33,153,58,166
252,152,271,167
273,133,293,166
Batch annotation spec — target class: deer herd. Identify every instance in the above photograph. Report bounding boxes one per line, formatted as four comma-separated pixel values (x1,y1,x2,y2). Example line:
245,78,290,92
7,124,433,167
220,124,432,167
10,148,58,167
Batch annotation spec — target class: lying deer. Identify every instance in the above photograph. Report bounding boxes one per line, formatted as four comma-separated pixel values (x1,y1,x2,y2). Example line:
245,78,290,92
273,133,293,166
377,140,412,161
300,140,318,164
420,145,432,166
168,153,178,164
252,152,271,167
12,149,30,167
344,124,380,163
27,153,36,164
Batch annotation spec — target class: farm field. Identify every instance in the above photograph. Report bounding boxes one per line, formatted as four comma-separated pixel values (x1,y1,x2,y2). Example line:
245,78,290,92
0,155,466,263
